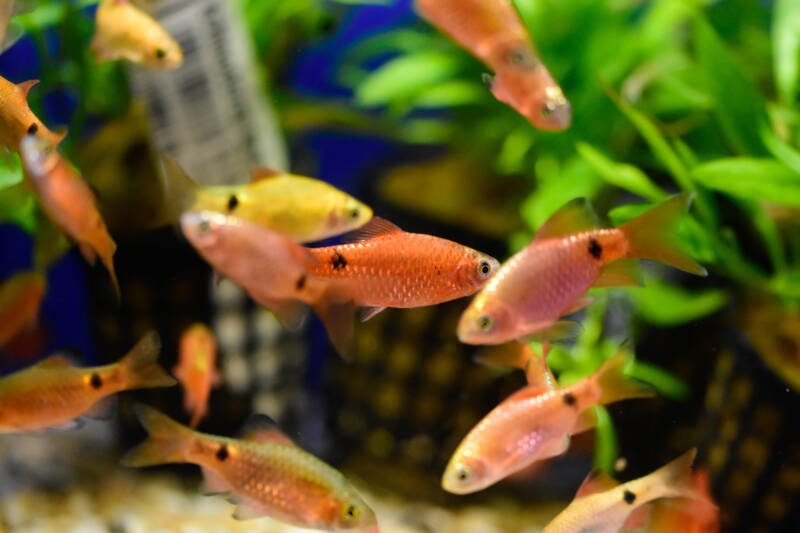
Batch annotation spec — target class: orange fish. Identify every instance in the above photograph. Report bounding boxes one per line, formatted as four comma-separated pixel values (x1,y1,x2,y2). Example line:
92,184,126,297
123,405,379,531
442,349,653,494
19,134,120,299
181,213,499,356
542,449,713,533
91,0,183,69
0,75,65,151
173,323,222,428
458,193,707,345
0,331,175,433
0,271,46,347
415,0,570,130
648,468,720,533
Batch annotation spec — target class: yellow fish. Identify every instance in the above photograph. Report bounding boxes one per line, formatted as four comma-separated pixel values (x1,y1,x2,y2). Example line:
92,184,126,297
161,156,373,243
0,75,66,152
91,0,183,69
0,331,175,433
542,449,713,533
123,405,379,532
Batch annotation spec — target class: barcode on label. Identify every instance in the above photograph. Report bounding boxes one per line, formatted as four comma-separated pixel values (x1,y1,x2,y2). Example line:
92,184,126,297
129,0,287,185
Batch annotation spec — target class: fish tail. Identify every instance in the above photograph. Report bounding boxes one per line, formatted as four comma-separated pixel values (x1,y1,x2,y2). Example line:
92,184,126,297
121,404,194,467
119,331,177,390
640,449,712,504
594,350,655,406
156,154,198,227
96,234,120,301
618,192,707,276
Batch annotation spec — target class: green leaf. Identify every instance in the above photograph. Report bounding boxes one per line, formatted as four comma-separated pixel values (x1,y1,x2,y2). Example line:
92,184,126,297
576,142,666,201
629,279,728,327
691,158,800,206
327,0,392,4
773,0,800,105
627,361,690,401
355,52,462,107
0,184,38,233
0,152,23,189
692,14,769,155
410,81,486,109
592,406,618,473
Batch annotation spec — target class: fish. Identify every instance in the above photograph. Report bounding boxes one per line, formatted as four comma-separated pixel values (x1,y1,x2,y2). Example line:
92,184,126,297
541,449,713,533
173,323,222,428
19,134,120,299
160,156,373,243
441,349,653,494
0,75,66,152
91,0,183,69
122,405,379,532
0,1,35,53
181,212,499,357
475,341,557,390
0,270,46,347
0,331,175,433
648,468,720,533
415,0,571,131
458,193,707,345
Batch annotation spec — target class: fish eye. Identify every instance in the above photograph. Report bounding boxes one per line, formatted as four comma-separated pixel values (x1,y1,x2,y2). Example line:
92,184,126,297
541,101,557,119
477,315,493,331
155,48,166,59
198,219,211,233
343,503,359,519
477,260,492,277
456,465,471,482
349,207,360,220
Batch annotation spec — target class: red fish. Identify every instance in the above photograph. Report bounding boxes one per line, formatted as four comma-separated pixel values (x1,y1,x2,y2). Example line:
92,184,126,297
173,323,221,428
19,134,120,299
0,75,65,151
0,271,46,347
415,0,570,130
458,193,707,345
180,213,499,356
0,331,175,433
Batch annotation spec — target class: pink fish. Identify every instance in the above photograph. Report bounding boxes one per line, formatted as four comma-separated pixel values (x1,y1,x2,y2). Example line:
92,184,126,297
173,324,221,428
458,193,706,345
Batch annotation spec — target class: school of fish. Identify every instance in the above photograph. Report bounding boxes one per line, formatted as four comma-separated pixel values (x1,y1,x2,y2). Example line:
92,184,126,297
0,1,722,532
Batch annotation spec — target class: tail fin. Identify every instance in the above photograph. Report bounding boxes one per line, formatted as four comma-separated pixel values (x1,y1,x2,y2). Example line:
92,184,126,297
643,449,713,504
594,350,655,406
121,404,193,467
156,155,198,227
618,193,707,276
119,331,177,389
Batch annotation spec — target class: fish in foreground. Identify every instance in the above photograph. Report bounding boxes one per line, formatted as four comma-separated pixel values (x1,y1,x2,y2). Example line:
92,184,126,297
648,467,720,533
123,405,379,532
19,134,120,299
181,212,499,356
458,193,707,345
173,323,222,428
0,331,175,433
0,75,66,151
442,349,653,494
91,0,183,69
542,449,714,533
160,156,373,242
0,271,46,347
415,0,570,131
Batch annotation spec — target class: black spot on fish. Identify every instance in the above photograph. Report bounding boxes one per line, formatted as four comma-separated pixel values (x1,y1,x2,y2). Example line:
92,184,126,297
345,504,356,518
216,445,229,461
562,392,576,406
155,48,166,59
27,123,38,135
623,490,636,504
588,238,603,259
331,252,348,270
296,275,306,290
227,195,239,212
89,373,103,389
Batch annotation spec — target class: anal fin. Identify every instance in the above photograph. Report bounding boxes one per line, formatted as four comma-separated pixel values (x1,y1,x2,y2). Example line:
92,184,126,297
592,259,643,288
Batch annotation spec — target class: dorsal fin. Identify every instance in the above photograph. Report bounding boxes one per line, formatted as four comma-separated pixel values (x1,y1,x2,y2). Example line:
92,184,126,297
238,414,295,446
343,216,401,243
16,79,39,99
476,343,558,390
534,198,602,241
575,468,619,498
32,355,73,368
249,166,284,183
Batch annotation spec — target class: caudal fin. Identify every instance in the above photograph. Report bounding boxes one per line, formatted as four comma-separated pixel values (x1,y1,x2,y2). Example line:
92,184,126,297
119,331,177,389
618,193,707,276
594,349,655,406
156,155,198,227
121,404,193,467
